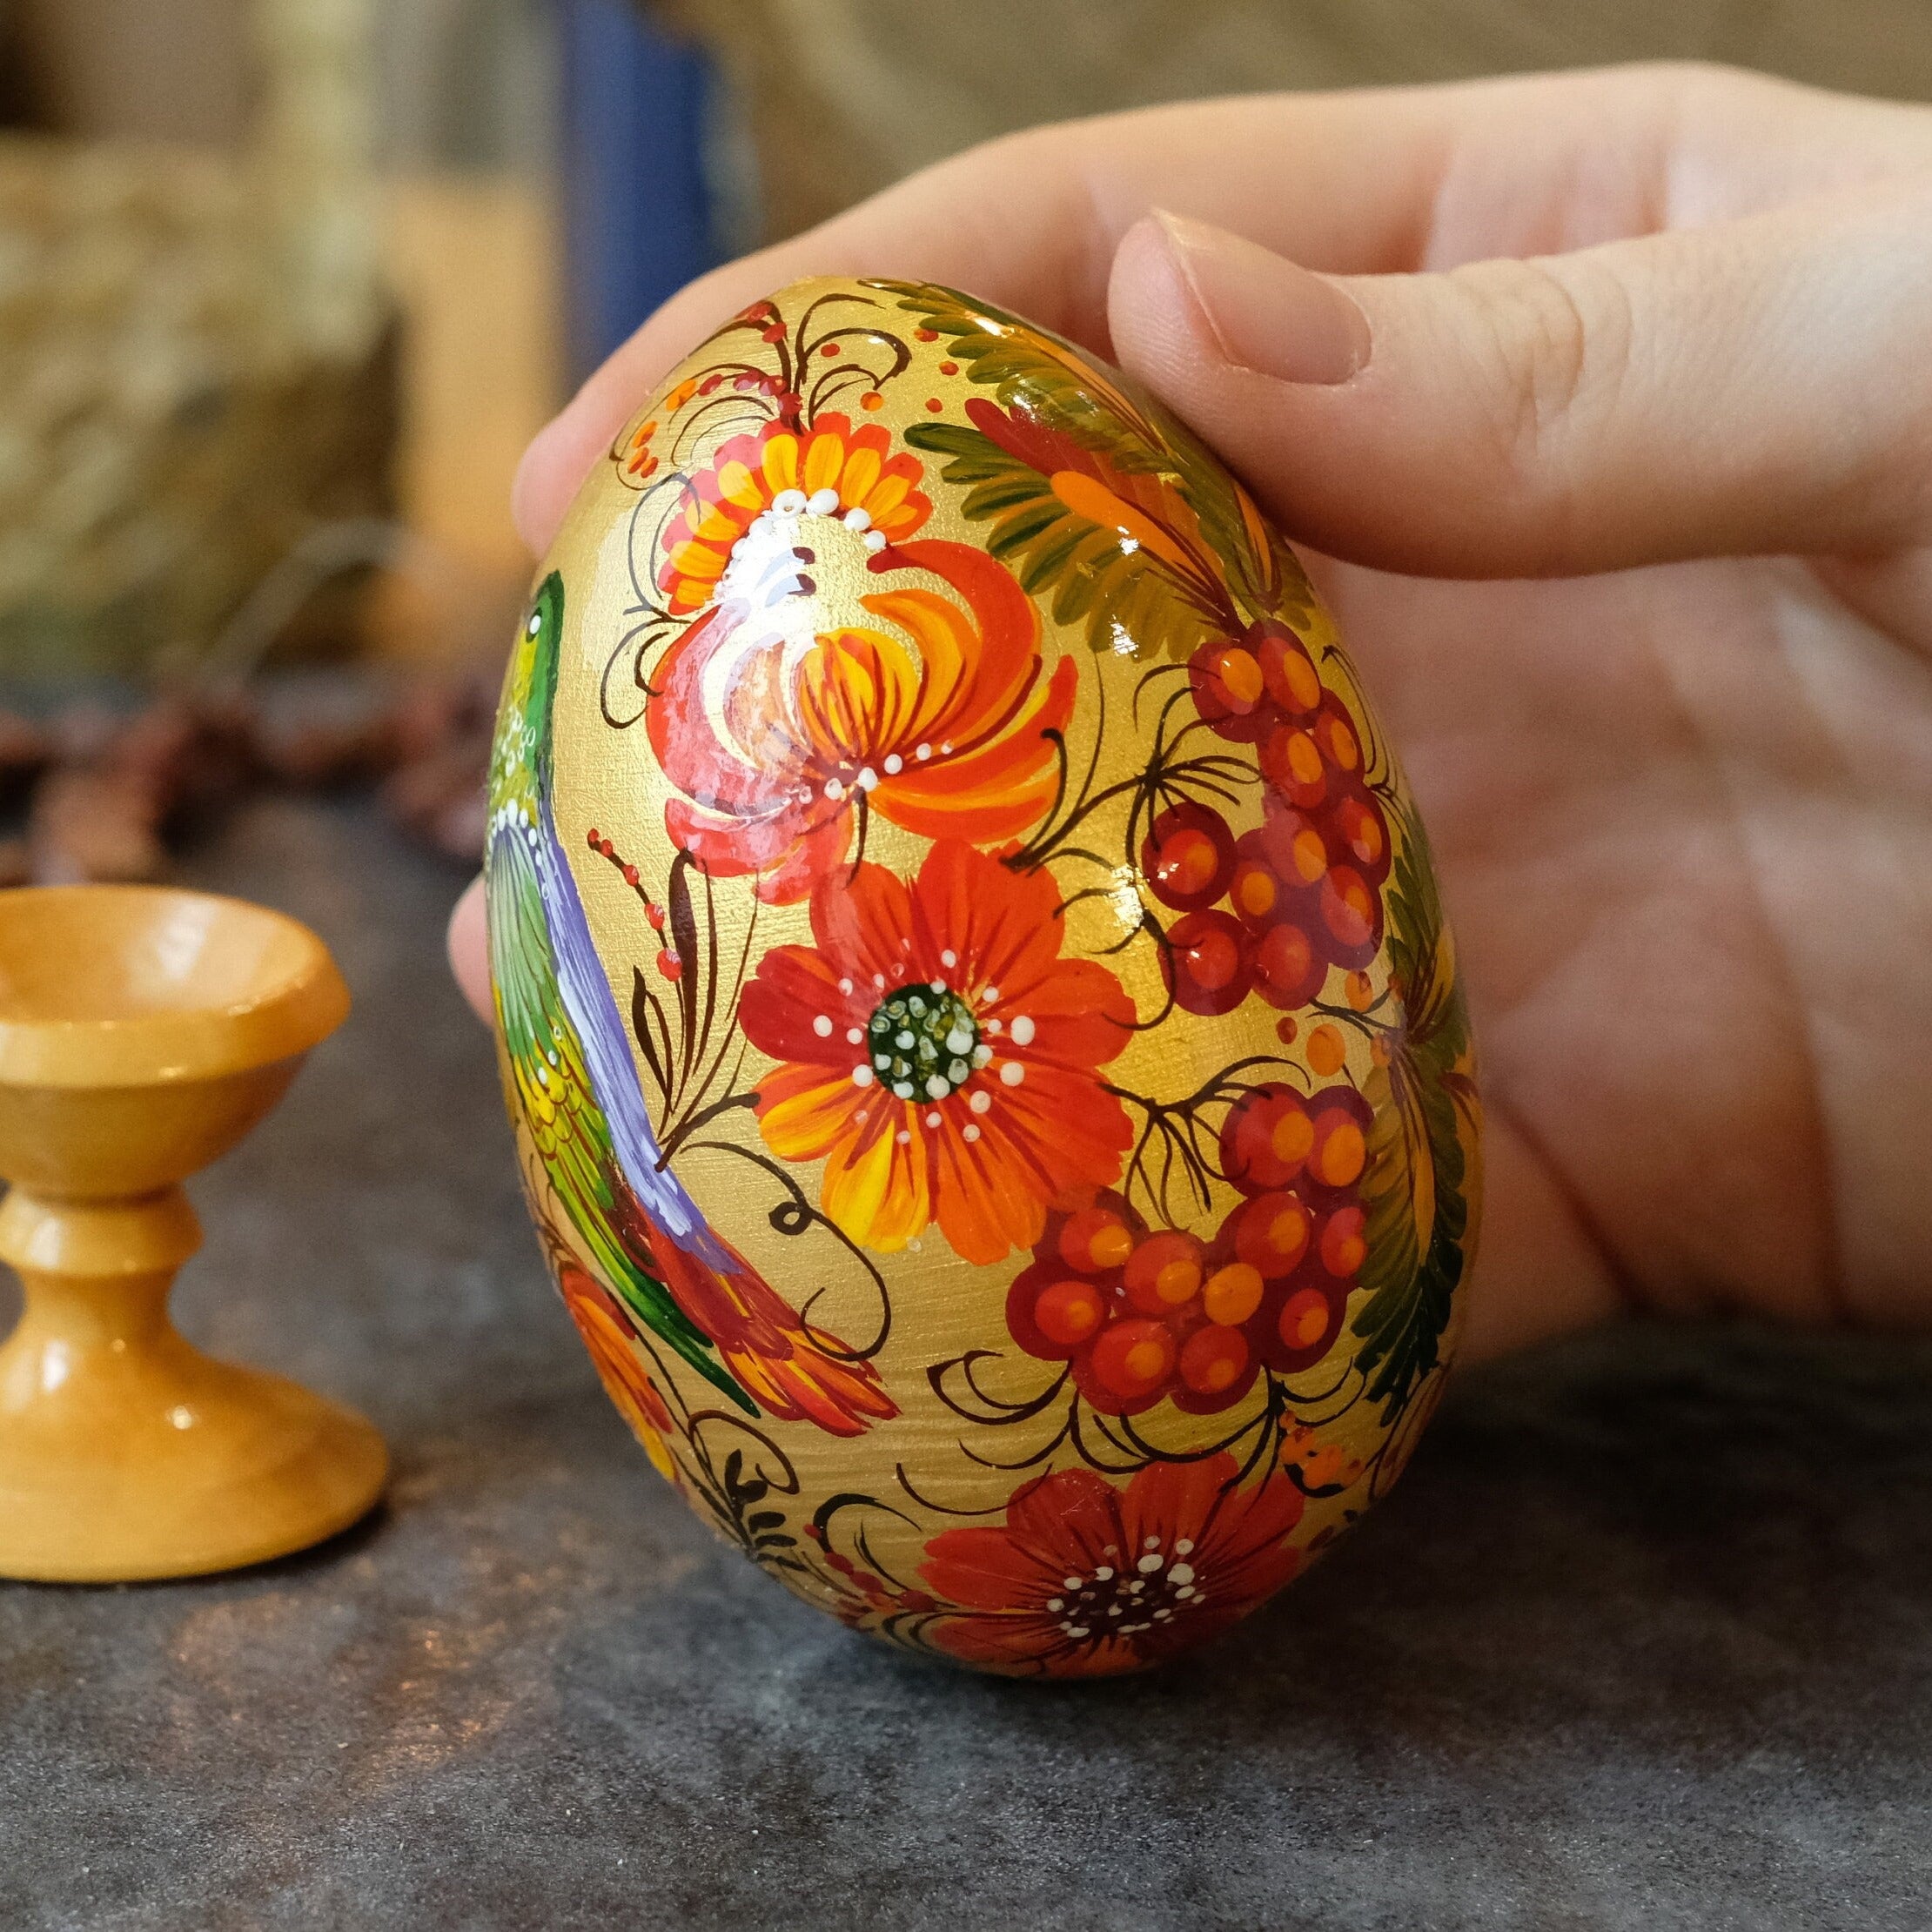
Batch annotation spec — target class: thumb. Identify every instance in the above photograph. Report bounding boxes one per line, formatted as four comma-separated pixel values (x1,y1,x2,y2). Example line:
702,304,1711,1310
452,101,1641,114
1107,198,1932,577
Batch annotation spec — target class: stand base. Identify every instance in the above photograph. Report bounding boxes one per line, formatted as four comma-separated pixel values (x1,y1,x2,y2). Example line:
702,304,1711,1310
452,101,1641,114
0,1343,387,1584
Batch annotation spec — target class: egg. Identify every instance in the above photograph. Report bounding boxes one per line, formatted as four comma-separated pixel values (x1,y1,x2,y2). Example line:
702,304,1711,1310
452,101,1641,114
486,277,1480,1677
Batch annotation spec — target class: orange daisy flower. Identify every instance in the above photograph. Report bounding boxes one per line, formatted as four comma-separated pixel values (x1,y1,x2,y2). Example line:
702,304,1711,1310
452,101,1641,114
556,1259,681,1487
738,841,1137,1265
657,413,931,615
648,536,1076,905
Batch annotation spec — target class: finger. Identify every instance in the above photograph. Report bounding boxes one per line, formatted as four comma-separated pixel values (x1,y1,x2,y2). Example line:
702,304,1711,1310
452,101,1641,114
1107,189,1932,578
447,873,492,1024
515,64,1915,556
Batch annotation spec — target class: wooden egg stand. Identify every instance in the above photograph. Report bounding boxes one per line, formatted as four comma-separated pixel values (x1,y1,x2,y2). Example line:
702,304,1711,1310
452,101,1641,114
0,885,386,1581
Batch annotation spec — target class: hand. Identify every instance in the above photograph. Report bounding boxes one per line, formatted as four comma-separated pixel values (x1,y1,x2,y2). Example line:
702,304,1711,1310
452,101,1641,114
450,63,1932,1363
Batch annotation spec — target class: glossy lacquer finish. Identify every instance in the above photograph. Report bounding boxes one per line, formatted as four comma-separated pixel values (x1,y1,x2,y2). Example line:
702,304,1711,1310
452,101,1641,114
487,279,1480,1676
0,886,386,1581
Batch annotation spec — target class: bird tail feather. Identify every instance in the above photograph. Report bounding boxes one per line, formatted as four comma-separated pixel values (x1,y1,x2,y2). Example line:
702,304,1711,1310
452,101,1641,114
646,1231,898,1438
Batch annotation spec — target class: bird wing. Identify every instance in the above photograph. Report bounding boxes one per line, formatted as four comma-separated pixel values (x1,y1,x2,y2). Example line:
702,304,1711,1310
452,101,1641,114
487,813,748,1406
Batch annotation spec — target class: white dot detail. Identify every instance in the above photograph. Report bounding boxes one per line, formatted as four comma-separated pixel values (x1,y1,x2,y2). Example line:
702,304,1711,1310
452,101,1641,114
812,1015,833,1037
1009,1016,1036,1046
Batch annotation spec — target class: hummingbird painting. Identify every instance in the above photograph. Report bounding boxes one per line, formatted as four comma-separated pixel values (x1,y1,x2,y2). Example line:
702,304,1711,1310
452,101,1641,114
486,572,897,1437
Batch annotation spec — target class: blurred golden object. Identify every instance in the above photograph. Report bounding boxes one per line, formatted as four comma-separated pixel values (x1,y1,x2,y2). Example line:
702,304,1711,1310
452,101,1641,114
0,0,396,674
0,884,386,1581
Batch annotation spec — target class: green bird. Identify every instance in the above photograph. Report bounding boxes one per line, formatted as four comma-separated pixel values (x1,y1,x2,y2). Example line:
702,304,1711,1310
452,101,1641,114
486,573,896,1436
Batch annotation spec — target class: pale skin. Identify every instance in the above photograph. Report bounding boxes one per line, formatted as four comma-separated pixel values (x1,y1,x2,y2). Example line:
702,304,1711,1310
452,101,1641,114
449,63,1932,1364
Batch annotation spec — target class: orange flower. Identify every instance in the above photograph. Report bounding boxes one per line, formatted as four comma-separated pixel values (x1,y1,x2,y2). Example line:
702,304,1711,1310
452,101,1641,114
738,841,1137,1265
648,535,1076,905
557,1260,681,1487
657,413,931,615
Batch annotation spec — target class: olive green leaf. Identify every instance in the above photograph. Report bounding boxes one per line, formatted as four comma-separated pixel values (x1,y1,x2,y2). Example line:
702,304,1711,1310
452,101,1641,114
907,402,1238,659
1352,801,1480,1425
876,278,1313,647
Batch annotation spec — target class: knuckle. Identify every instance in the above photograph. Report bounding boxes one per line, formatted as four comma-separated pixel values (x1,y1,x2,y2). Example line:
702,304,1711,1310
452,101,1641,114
1452,256,1637,519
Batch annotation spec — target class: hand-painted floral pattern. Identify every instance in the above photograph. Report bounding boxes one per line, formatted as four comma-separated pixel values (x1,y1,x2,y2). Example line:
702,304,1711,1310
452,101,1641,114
498,275,1478,1678
657,413,931,615
738,838,1136,1264
919,1451,1304,1676
648,536,1076,905
557,1259,681,1486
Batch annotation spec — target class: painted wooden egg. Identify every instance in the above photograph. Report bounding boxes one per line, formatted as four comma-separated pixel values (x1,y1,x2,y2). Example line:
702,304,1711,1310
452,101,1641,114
486,277,1480,1677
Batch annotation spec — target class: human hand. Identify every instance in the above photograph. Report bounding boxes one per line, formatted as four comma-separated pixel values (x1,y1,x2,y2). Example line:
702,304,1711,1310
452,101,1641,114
449,63,1932,1363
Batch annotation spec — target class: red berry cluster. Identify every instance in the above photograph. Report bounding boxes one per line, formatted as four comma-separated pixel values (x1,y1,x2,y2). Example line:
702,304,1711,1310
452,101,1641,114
1147,621,1391,1019
1007,1086,1370,1419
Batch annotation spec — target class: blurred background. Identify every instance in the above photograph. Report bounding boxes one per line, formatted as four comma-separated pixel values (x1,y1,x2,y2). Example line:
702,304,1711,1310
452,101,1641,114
0,0,1922,882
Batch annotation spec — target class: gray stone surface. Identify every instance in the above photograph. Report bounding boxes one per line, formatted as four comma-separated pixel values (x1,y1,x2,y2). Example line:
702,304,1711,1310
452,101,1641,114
2,792,1929,1931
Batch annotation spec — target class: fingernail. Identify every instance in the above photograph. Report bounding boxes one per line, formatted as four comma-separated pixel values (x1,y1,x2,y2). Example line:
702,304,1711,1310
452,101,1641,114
1152,210,1370,385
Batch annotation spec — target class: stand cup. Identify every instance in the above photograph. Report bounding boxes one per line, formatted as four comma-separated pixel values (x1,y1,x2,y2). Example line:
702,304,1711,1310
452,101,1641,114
0,885,386,1581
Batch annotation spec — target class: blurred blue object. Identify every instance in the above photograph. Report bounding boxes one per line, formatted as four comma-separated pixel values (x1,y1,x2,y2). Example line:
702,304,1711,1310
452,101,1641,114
560,0,719,384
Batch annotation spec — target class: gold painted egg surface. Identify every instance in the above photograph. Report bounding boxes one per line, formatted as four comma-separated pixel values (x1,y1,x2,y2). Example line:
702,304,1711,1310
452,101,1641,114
486,277,1480,1677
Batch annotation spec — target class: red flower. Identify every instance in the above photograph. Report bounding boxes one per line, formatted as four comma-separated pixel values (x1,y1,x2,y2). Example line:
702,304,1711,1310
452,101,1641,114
737,840,1135,1265
919,1452,1305,1677
649,533,1074,905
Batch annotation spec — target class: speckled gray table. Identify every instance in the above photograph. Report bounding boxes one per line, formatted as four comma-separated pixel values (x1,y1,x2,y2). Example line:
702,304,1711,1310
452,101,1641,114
2,794,1929,1932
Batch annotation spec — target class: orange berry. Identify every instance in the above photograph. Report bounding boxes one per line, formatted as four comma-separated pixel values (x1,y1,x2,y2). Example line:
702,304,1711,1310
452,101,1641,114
1306,1023,1346,1077
1270,1104,1314,1168
1202,1261,1265,1326
1213,647,1265,708
1233,863,1278,920
1345,969,1374,1010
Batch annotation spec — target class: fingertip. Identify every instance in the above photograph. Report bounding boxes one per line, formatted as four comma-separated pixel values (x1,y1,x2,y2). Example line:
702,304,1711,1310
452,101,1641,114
511,400,605,560
448,873,493,1025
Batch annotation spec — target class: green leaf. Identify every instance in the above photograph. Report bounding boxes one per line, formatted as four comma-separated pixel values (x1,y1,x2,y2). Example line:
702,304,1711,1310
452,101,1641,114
1352,802,1479,1426
882,278,1317,633
906,415,1233,661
